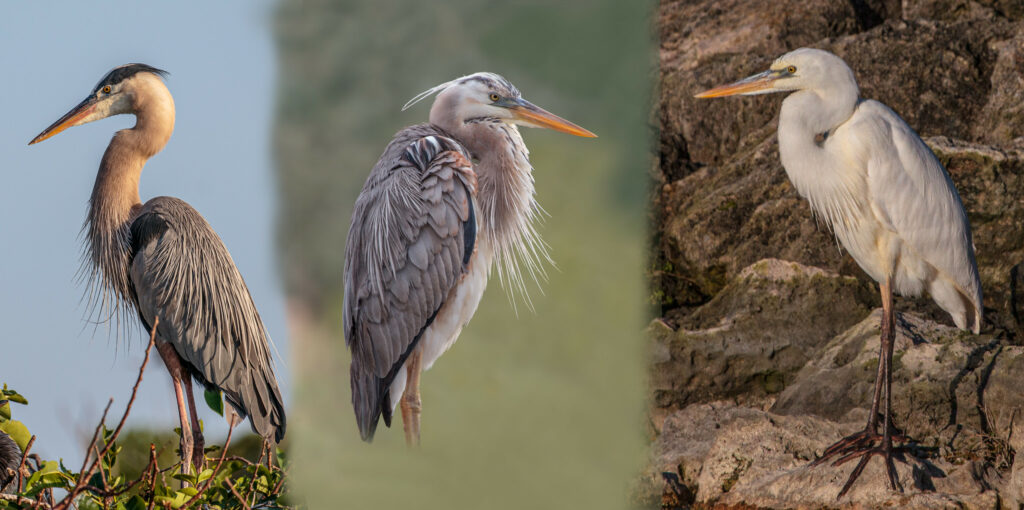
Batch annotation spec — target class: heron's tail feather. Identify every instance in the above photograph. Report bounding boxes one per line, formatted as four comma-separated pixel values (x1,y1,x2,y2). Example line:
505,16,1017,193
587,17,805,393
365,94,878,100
222,364,287,444
351,366,390,442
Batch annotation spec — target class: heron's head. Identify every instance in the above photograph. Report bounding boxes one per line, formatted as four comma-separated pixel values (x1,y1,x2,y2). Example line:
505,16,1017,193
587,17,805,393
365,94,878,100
695,48,857,99
29,63,170,145
403,72,596,138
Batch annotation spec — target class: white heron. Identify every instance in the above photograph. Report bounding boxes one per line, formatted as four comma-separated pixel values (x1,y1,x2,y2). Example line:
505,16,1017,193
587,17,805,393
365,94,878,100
695,48,982,497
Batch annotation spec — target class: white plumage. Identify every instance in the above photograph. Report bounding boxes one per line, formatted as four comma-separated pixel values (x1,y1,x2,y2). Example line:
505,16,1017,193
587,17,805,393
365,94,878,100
697,47,982,496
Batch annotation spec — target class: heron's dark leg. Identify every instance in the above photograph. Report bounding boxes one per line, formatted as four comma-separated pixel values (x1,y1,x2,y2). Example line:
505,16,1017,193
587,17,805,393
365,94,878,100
400,349,423,447
156,341,194,478
814,310,890,464
819,280,906,498
181,376,205,472
879,283,904,492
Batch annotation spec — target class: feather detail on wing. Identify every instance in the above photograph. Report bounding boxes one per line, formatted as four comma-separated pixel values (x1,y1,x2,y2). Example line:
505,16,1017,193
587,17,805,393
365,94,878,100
861,100,982,332
343,125,477,441
129,197,287,442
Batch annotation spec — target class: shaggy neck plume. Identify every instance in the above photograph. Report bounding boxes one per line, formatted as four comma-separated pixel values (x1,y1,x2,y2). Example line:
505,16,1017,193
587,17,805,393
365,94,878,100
434,111,550,300
85,80,175,324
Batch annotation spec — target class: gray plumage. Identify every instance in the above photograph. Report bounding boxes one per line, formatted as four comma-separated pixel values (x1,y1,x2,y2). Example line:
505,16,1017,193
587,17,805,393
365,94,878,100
345,126,476,441
29,65,285,448
0,429,17,493
131,197,286,441
343,73,595,444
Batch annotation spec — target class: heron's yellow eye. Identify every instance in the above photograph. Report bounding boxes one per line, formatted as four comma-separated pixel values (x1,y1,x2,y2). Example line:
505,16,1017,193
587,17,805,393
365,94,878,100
102,85,111,94
787,66,797,74
489,93,500,102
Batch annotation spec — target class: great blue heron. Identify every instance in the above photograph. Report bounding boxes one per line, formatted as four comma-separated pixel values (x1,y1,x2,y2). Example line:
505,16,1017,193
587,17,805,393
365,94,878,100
696,48,982,497
344,72,596,445
29,64,286,473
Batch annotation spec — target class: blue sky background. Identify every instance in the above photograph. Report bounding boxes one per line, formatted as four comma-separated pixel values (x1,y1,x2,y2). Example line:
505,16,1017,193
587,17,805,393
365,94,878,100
0,1,286,464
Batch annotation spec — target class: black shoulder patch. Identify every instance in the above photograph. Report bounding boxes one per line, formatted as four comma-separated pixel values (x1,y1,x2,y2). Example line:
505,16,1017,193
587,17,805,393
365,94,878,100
129,209,170,258
462,184,476,268
94,63,168,93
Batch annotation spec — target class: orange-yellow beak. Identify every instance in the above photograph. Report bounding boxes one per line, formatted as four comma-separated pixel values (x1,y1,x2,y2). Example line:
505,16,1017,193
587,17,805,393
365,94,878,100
508,99,597,138
29,96,97,145
694,70,781,99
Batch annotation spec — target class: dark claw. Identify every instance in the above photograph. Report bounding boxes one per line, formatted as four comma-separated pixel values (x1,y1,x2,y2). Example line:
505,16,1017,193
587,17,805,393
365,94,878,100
811,427,909,499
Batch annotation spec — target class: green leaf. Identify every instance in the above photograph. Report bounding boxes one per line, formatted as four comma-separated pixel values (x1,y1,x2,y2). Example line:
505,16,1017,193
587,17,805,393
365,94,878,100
172,472,198,485
0,402,10,421
0,420,30,450
204,388,224,416
197,468,214,483
154,490,192,509
23,461,71,497
124,495,148,510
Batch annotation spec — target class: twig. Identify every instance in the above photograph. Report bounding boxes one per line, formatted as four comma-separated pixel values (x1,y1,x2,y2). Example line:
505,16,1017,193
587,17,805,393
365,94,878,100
100,317,158,459
54,318,158,510
181,423,235,509
223,479,252,510
17,435,36,492
146,445,158,510
246,441,268,506
91,445,108,490
0,493,52,509
270,467,287,497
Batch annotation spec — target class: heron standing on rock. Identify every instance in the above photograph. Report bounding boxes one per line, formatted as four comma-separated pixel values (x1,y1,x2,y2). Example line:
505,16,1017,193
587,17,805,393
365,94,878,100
696,48,982,497
29,64,286,473
344,72,596,445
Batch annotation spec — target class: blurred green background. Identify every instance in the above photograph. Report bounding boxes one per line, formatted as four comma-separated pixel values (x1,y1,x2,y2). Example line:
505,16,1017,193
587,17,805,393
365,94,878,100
273,0,654,507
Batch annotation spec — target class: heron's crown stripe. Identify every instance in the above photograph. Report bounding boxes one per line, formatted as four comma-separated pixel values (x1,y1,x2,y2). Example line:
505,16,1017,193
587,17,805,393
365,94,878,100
94,63,169,92
401,72,517,111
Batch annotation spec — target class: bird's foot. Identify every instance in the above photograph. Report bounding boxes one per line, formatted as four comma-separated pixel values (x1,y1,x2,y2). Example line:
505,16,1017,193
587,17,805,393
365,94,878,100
831,444,905,498
810,427,907,466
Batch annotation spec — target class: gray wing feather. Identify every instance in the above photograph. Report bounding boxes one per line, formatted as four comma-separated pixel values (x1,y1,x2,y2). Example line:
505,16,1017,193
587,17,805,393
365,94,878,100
0,431,17,493
129,197,286,442
344,125,476,441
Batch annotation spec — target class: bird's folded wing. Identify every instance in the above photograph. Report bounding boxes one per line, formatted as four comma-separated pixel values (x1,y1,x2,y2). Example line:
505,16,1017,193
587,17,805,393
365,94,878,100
128,196,286,439
343,129,477,383
863,101,982,310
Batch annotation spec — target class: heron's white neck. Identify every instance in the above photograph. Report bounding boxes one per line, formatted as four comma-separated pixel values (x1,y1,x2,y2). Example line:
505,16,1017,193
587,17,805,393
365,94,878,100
777,85,858,173
86,78,175,316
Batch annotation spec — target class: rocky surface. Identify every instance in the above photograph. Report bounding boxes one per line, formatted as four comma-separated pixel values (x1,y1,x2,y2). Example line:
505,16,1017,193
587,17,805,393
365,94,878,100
650,0,1024,507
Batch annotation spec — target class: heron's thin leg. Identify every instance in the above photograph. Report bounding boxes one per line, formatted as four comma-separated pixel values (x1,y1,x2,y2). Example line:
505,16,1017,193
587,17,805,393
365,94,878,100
866,304,888,433
156,341,194,478
400,349,424,447
880,282,904,492
182,376,205,472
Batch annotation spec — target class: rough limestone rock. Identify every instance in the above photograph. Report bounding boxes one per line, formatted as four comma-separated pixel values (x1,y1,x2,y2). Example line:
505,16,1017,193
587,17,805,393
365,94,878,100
650,259,875,428
641,311,1024,509
650,0,1024,507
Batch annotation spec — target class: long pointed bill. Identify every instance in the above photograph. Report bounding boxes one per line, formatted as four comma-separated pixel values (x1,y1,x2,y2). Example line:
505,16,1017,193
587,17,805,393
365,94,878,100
29,96,98,145
694,70,780,98
509,99,597,138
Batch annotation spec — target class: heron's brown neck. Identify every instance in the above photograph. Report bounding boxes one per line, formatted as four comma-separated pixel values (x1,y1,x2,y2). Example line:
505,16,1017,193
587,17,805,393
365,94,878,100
444,118,550,295
86,83,175,312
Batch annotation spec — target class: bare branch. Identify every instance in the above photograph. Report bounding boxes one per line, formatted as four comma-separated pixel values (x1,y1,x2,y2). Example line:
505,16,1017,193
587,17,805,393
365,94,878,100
146,445,158,510
0,492,52,509
181,423,235,509
54,318,158,510
224,478,252,510
17,434,35,492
